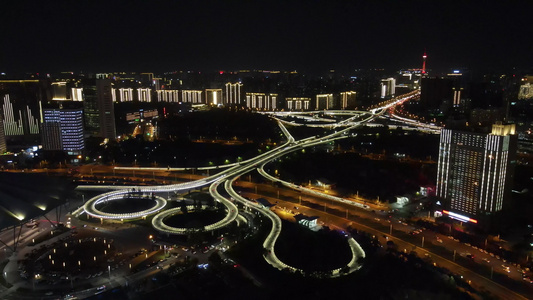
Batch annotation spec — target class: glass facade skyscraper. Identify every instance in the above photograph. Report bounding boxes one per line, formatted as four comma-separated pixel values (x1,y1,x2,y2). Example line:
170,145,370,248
82,79,100,136
41,108,84,154
96,79,116,140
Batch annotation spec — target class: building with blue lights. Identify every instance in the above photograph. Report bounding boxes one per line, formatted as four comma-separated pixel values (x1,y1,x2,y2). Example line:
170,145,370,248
41,107,85,155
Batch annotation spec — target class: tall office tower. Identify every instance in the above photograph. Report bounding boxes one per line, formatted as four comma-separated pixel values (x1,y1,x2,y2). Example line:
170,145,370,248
137,88,152,102
245,93,278,110
286,97,311,111
380,78,396,99
82,79,99,136
436,123,517,224
225,82,242,105
156,90,179,102
96,79,116,140
205,89,222,105
181,90,203,104
316,94,334,110
0,113,6,154
41,108,85,154
340,91,356,109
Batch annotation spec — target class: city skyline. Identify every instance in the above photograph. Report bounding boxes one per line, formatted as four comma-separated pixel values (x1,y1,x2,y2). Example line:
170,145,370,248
1,2,533,298
1,1,532,74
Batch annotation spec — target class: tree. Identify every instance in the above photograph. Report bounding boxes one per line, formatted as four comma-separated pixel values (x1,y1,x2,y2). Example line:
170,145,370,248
180,201,188,214
194,198,202,211
207,251,223,266
207,196,216,207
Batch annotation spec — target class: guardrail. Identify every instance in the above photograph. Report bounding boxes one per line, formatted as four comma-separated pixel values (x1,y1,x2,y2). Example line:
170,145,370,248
257,164,369,210
84,194,167,220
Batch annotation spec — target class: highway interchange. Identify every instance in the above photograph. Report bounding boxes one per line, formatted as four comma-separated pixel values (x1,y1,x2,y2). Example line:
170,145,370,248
76,91,418,277
27,88,531,298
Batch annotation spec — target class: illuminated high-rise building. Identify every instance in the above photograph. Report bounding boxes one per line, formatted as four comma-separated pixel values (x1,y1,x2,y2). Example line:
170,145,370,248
96,79,116,140
245,93,277,110
316,94,334,110
52,82,83,101
340,91,356,109
518,83,533,100
137,88,152,102
0,113,6,154
452,87,464,107
71,88,83,101
225,82,242,105
82,79,99,136
286,97,311,111
156,90,179,102
113,88,134,102
380,78,396,99
518,76,533,100
0,80,46,144
436,123,517,224
41,107,85,154
205,89,222,106
1,94,40,137
152,78,161,91
181,90,203,104
52,82,68,100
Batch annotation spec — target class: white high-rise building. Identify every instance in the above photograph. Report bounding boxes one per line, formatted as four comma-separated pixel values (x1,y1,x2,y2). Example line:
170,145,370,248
316,94,334,110
137,88,152,102
157,90,180,102
380,78,396,99
0,113,6,154
286,97,311,111
1,94,39,136
225,82,242,105
340,91,356,109
113,88,134,102
436,123,517,223
71,88,84,101
205,89,223,106
181,90,203,104
245,93,277,110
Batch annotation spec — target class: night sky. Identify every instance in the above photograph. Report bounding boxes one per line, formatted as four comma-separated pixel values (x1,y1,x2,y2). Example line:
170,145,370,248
1,1,532,74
